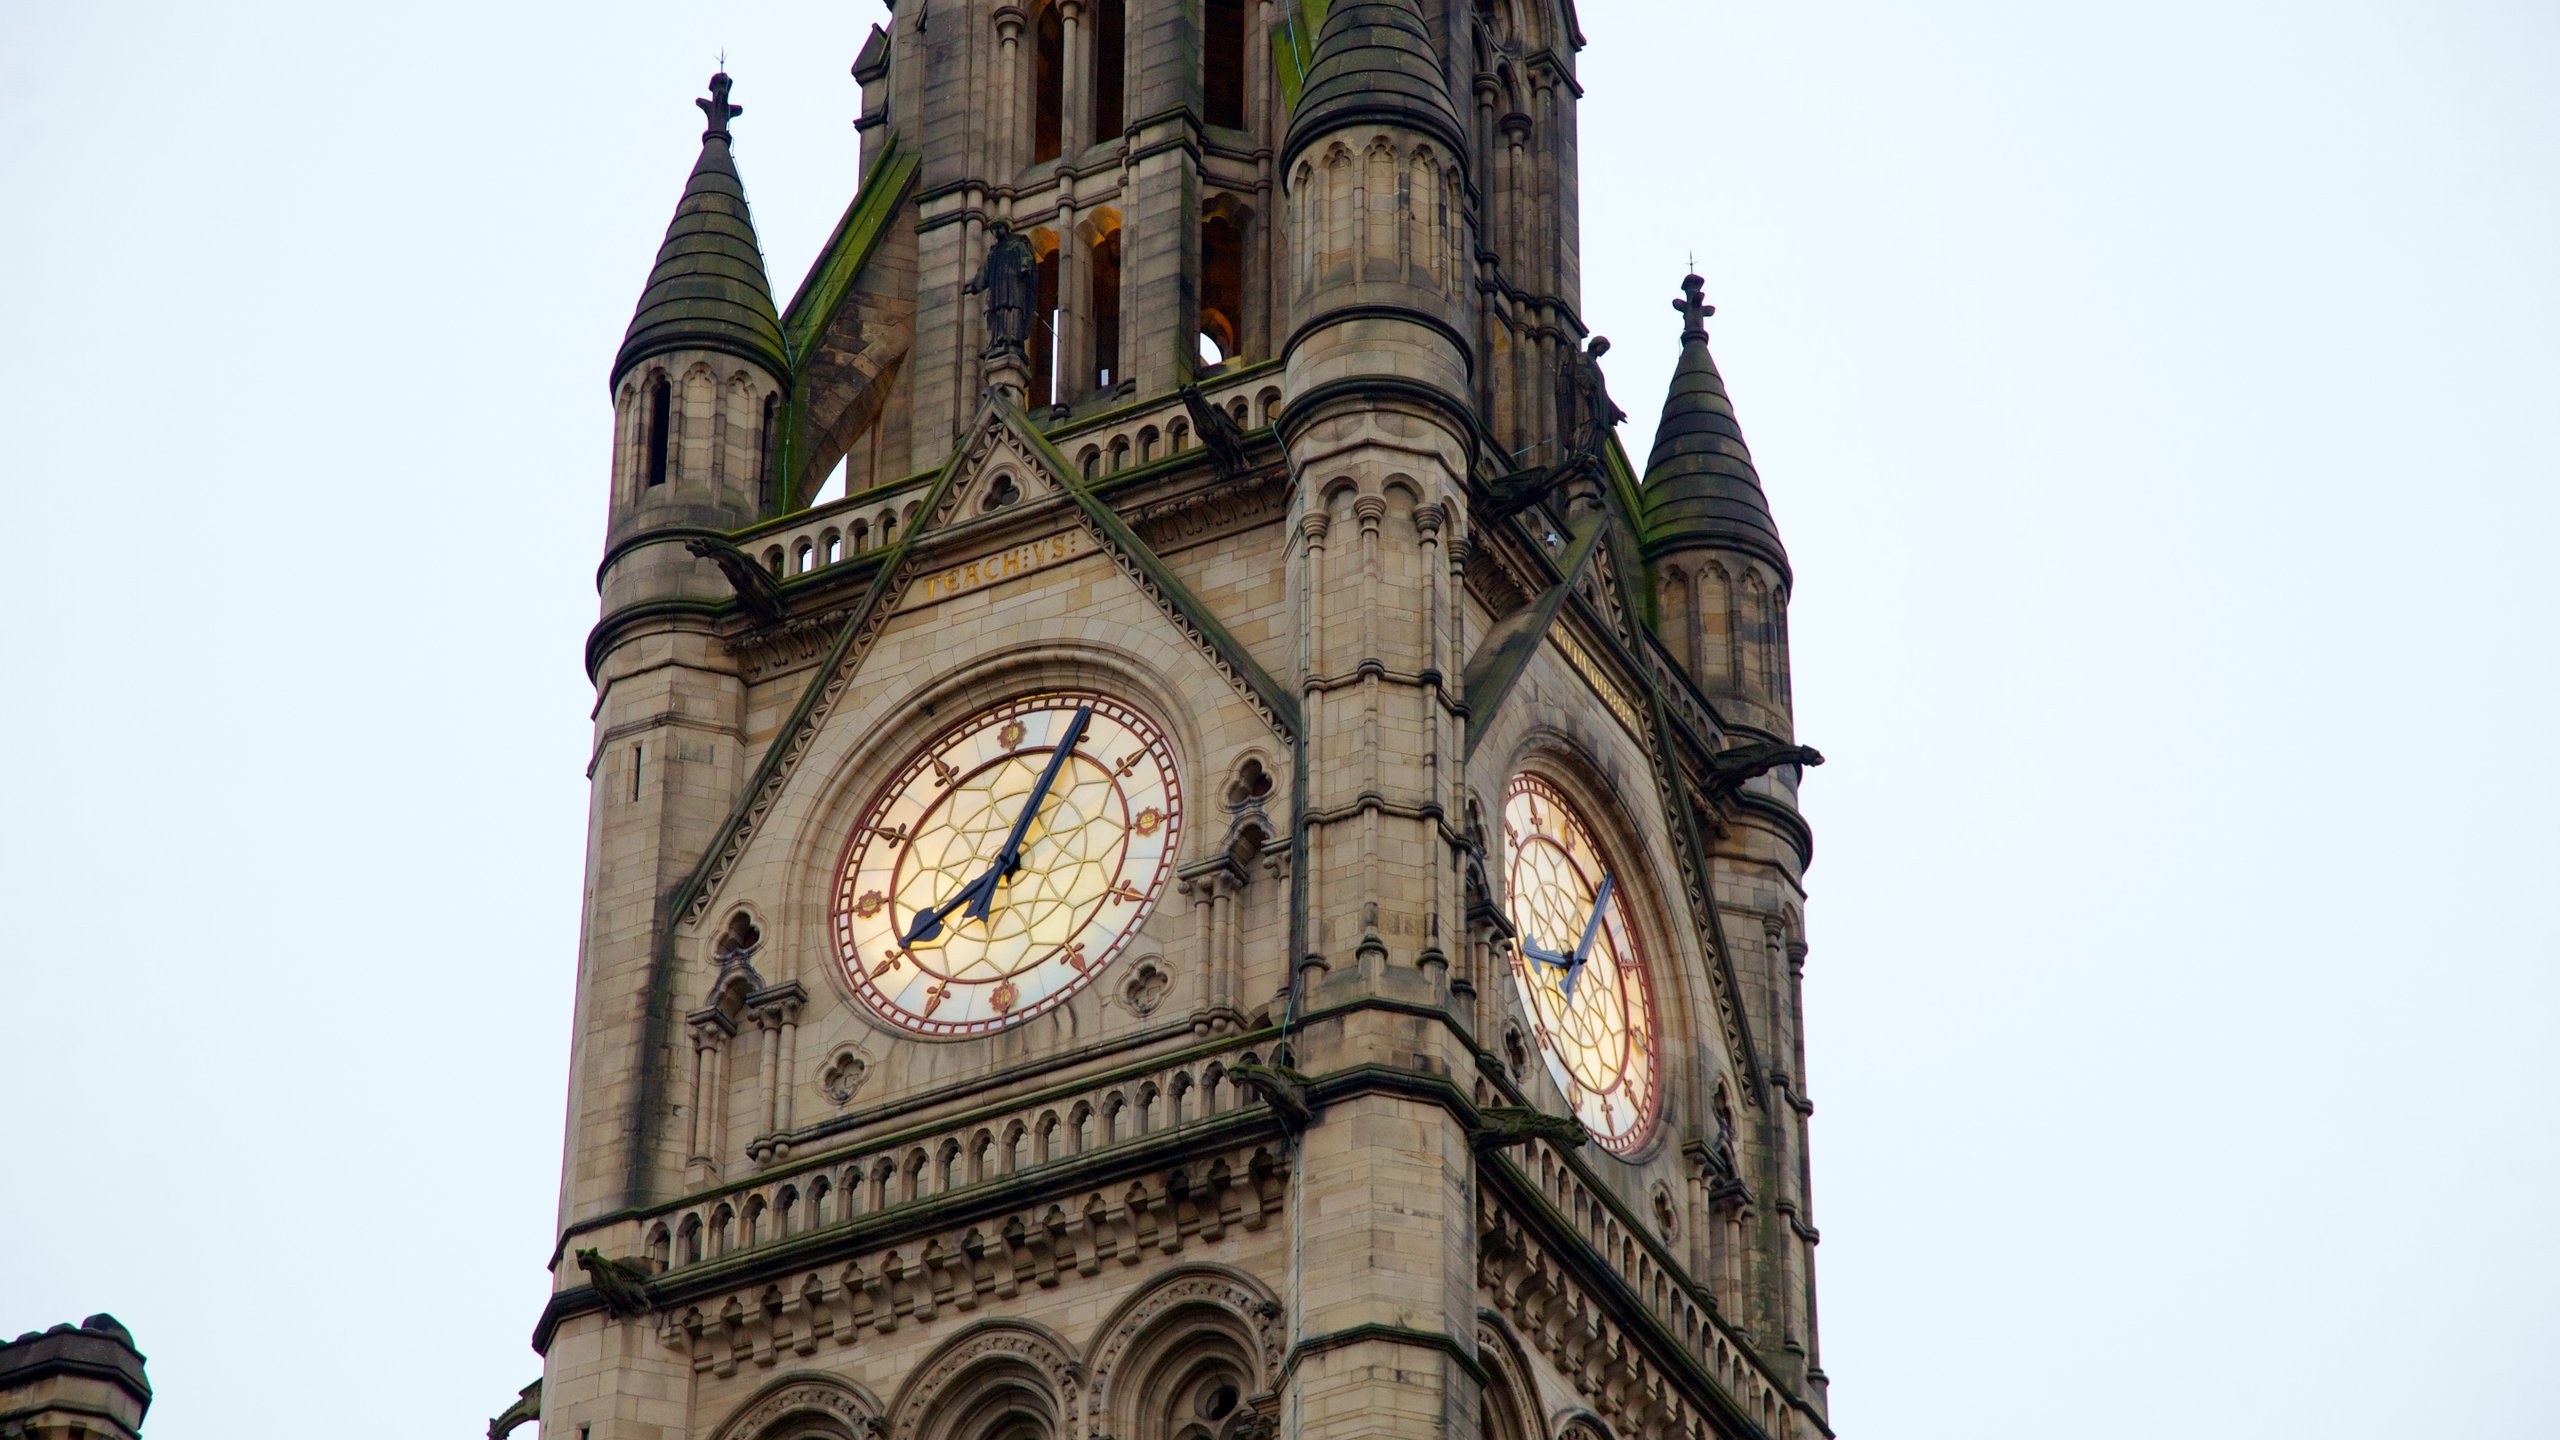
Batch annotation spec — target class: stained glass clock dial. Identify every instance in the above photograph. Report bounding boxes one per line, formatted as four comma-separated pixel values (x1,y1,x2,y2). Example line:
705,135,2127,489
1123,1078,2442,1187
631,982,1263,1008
1503,773,1662,1154
831,692,1182,1037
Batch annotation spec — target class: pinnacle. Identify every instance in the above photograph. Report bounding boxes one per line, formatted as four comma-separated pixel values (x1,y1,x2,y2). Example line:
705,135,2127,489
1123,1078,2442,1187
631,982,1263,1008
1638,275,1788,577
613,72,788,384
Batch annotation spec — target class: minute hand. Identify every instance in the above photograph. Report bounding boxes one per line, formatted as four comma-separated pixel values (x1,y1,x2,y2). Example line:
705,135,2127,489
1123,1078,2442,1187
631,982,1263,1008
1559,871,1615,1001
961,705,1093,922
901,707,1095,945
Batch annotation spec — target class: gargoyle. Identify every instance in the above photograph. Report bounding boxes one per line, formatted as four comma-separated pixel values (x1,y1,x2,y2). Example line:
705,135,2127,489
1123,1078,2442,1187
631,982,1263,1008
685,537,788,624
1179,384,1256,481
1227,1060,1316,1132
1472,1105,1590,1154
1477,464,1567,527
575,1248,655,1319
1704,741,1824,800
488,1380,542,1440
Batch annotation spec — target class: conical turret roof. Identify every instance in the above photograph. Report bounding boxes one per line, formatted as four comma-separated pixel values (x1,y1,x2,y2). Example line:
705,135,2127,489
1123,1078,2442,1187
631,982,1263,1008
1282,0,1466,168
1640,276,1788,579
614,73,788,383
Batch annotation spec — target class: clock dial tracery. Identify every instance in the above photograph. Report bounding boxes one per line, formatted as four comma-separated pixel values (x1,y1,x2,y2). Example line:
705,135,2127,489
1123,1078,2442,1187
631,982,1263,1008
1503,773,1662,1154
831,692,1182,1037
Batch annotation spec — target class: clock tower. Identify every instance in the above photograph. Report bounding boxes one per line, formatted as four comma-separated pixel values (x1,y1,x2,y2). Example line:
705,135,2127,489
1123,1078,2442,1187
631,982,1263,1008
534,5,1834,1440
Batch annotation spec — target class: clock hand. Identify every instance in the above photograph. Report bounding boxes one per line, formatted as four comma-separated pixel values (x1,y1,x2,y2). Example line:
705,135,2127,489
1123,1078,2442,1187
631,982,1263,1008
1559,871,1615,1001
900,866,1002,946
900,706,1094,945
961,704,1093,923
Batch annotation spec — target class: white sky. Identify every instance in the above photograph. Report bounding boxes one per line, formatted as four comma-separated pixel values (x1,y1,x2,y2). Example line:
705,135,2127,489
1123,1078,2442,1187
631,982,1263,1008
3,3,2554,1437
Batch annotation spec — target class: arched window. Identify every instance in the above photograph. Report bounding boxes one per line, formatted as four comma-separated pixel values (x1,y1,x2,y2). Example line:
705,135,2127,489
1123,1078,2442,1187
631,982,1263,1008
1203,0,1247,130
1029,230,1063,405
1093,0,1127,139
644,373,672,487
1033,2,1065,162
1080,207,1121,392
1199,209,1244,367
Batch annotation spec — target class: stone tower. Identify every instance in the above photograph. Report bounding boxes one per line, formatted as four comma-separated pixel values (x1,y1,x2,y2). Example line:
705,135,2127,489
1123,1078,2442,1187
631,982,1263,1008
534,4,1833,1439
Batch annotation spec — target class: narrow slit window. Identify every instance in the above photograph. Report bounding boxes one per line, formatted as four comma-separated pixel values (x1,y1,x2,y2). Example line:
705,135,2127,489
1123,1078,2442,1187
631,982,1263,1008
644,376,672,487
630,744,643,803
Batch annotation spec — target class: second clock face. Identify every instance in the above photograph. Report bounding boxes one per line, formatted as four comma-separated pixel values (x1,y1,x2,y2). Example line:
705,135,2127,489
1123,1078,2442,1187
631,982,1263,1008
830,692,1182,1037
1504,773,1662,1154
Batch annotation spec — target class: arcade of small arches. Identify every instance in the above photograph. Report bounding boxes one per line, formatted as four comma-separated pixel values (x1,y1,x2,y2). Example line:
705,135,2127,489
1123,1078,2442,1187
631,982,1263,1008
696,1268,1283,1440
617,361,785,511
1654,558,1792,709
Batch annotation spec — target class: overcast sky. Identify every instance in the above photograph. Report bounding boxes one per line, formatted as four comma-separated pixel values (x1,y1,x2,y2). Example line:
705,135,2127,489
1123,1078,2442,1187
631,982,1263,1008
3,2,2554,1437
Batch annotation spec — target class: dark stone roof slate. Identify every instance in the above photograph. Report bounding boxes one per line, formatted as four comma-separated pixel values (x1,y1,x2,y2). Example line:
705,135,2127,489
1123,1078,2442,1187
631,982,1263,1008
615,80,786,383
1640,282,1788,578
1283,0,1467,168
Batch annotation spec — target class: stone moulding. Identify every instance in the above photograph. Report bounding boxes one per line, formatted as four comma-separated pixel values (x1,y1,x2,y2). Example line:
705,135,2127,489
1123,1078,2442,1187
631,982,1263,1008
1478,1135,1825,1440
652,1136,1287,1380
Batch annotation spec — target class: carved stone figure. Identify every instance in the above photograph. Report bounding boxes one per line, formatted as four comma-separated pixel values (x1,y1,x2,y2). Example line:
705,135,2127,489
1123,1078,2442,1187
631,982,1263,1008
1555,333,1628,467
967,221,1041,359
1180,383,1255,480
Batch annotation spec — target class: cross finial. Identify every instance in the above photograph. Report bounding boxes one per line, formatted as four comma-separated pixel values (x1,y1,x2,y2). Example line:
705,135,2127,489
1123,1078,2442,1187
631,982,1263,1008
1674,272,1715,340
697,71,742,140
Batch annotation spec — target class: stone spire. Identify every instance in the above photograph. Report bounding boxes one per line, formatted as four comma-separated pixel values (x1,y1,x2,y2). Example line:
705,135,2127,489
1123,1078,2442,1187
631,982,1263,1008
613,72,788,383
1281,0,1467,169
1640,274,1789,580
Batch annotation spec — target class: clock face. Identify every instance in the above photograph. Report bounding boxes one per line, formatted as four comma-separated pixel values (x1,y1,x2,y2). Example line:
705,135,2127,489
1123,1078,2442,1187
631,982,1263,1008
1503,773,1662,1154
830,692,1182,1037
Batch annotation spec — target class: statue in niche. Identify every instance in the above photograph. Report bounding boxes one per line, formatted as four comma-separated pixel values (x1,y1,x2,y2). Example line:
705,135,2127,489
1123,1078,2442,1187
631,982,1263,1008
967,221,1040,360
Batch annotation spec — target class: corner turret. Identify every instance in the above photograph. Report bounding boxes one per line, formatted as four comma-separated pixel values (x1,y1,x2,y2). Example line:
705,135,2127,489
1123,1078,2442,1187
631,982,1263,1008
1278,0,1473,403
604,71,787,598
1642,274,1795,736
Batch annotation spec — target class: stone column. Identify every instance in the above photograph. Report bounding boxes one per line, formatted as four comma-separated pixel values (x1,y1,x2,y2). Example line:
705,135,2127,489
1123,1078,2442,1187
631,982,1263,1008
1058,0,1086,158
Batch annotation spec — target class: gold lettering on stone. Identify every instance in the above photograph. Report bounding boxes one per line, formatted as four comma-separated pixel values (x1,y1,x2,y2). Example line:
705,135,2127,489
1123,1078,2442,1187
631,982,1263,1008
1551,626,1647,743
908,530,1088,606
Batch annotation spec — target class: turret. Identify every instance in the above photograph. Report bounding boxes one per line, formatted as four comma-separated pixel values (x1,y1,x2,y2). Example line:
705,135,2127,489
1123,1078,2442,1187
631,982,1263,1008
1641,274,1795,738
602,70,787,620
1279,0,1474,401
561,75,776,1246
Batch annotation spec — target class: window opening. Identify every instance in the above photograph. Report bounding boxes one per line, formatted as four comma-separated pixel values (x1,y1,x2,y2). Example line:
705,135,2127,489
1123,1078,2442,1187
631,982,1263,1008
630,744,643,803
1090,225,1123,394
1094,0,1127,139
756,392,778,511
644,375,672,487
1032,243,1062,407
1205,0,1247,129
1199,210,1245,368
1033,2,1065,162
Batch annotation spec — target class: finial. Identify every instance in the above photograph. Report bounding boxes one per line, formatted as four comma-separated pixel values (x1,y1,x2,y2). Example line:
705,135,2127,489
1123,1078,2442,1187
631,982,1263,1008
697,71,743,141
1674,273,1716,341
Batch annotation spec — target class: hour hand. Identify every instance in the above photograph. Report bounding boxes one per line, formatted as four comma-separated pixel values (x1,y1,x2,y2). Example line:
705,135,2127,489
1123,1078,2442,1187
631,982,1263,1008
1518,935,1572,973
902,868,999,946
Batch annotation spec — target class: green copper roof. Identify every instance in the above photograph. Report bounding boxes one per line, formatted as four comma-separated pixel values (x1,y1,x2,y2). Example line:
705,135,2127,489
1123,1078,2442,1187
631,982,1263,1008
1639,276,1788,580
1281,0,1466,169
614,73,787,383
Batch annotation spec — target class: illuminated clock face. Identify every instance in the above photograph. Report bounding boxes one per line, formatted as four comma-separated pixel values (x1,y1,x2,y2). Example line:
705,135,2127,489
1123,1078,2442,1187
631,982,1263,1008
831,692,1182,1037
1503,773,1661,1154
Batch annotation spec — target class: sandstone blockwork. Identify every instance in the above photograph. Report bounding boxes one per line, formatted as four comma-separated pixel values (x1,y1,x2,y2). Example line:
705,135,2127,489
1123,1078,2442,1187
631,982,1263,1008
548,3,1834,1439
